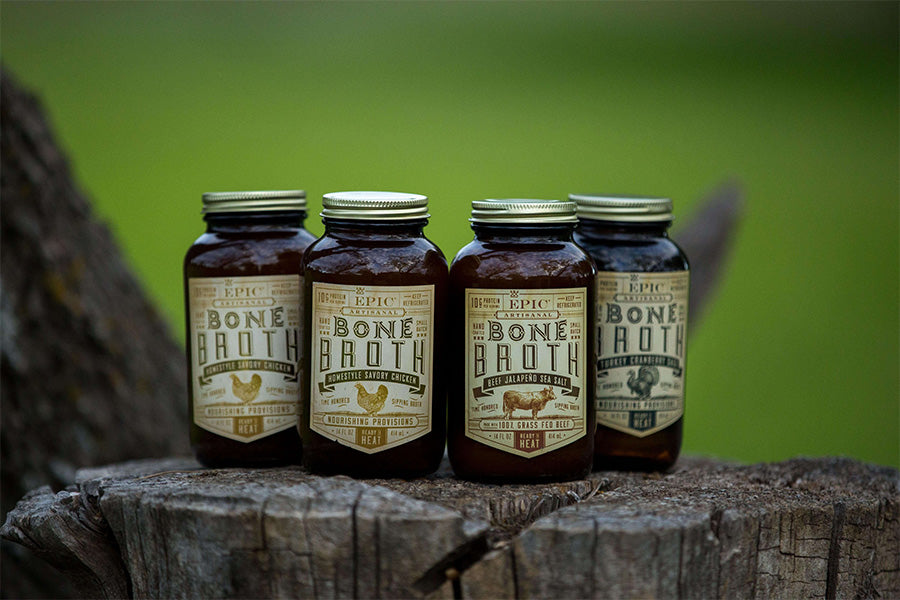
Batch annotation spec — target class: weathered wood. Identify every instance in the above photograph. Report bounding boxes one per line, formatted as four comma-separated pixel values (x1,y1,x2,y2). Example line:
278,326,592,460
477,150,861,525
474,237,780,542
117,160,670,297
3,457,896,599
497,459,899,600
0,69,188,597
0,485,130,599
0,68,188,505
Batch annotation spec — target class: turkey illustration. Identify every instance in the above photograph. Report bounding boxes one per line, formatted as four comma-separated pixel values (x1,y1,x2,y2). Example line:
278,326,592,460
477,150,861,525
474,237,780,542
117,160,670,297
627,366,659,400
230,373,262,404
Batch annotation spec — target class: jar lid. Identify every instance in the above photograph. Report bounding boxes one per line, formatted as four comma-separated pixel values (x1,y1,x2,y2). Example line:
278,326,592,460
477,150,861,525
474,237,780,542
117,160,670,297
470,199,577,224
321,191,429,221
201,190,307,214
569,194,673,222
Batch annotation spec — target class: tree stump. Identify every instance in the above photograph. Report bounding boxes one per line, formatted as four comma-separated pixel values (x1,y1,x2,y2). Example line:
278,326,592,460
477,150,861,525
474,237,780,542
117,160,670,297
3,457,897,599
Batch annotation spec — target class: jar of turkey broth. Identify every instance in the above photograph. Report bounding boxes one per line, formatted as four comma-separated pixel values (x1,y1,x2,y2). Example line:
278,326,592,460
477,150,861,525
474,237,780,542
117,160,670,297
571,194,689,471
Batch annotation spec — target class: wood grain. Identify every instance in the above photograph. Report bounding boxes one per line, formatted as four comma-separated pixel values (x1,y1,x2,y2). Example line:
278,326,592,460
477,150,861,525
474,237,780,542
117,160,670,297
4,457,896,599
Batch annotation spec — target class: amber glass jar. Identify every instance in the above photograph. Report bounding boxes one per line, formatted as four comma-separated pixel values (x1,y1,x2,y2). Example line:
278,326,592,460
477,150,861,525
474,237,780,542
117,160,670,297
571,194,689,471
300,191,448,478
184,190,316,467
448,199,596,483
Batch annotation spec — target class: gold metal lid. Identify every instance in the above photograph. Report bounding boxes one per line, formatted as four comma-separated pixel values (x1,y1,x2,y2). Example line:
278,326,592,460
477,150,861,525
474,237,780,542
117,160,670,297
321,191,429,221
470,199,577,224
201,190,306,214
569,194,673,222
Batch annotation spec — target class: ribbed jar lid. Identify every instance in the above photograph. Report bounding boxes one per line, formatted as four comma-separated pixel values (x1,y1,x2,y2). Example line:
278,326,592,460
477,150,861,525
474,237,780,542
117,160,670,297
321,191,429,221
569,194,672,222
470,199,577,224
201,190,306,214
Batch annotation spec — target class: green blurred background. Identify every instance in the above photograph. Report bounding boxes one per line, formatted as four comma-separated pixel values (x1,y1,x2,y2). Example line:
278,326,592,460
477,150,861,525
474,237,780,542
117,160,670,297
3,2,897,467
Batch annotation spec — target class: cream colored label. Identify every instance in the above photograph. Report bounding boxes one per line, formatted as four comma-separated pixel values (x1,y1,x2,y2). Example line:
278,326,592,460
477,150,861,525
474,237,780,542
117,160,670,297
596,271,689,437
465,288,588,458
188,275,301,443
310,283,434,453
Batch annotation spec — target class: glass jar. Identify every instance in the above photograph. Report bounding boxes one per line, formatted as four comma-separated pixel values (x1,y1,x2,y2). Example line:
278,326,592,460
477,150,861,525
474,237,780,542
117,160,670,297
448,199,596,483
571,194,690,471
184,190,316,467
300,191,448,478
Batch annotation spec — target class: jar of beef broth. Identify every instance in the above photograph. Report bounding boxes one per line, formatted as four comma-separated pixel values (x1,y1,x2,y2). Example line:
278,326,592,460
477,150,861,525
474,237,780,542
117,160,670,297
448,199,596,482
184,190,315,467
300,191,448,477
571,194,689,471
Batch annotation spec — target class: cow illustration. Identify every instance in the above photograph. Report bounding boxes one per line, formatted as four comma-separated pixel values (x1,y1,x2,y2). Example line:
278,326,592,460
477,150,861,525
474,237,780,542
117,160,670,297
502,387,555,419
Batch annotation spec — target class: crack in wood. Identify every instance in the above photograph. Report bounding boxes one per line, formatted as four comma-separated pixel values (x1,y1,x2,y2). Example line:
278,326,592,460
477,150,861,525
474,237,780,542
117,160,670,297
373,513,381,600
411,531,491,596
351,492,360,600
510,545,520,600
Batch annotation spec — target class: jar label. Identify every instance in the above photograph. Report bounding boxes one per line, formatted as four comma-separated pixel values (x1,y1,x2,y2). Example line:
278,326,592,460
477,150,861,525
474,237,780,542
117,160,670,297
188,275,301,443
595,271,689,437
465,288,588,458
310,283,434,453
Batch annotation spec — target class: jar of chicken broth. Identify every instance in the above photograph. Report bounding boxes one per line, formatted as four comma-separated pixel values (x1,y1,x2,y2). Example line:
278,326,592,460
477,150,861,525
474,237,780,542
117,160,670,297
299,191,448,477
184,190,315,467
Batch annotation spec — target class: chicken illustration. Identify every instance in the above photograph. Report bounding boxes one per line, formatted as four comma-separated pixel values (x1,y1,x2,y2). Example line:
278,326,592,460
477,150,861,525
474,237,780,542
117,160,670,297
230,373,262,404
627,366,659,400
356,383,389,415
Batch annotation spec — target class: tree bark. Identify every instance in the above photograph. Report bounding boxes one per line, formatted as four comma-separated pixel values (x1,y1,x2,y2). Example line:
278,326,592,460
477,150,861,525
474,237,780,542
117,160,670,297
0,70,188,598
676,180,743,328
3,456,897,599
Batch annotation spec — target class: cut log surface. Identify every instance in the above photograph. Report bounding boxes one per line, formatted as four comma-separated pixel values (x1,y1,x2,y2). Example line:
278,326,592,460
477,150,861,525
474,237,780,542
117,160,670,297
2,457,897,600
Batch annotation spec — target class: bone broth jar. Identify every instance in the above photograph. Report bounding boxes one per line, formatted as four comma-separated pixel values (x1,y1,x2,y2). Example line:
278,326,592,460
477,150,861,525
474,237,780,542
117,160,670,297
184,190,315,467
571,194,689,471
448,200,596,483
300,191,448,477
